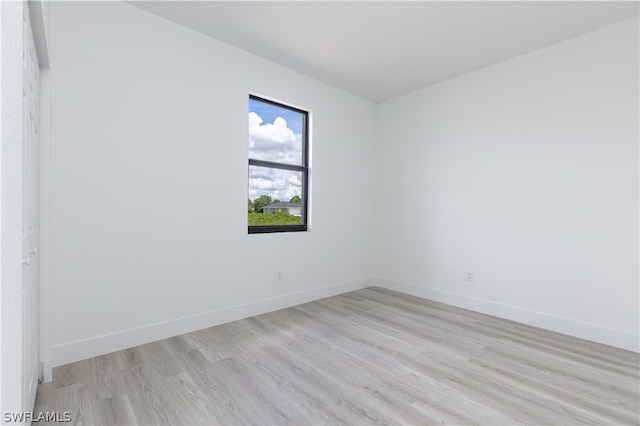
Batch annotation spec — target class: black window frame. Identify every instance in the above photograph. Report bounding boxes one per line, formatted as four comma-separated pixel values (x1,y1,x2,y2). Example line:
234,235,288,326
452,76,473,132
248,95,309,234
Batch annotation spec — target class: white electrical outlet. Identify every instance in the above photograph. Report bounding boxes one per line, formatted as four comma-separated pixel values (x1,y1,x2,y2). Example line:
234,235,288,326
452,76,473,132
275,270,283,281
466,271,474,282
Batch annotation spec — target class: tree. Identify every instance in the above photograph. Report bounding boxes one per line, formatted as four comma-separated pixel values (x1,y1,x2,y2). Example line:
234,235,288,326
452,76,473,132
248,199,254,213
252,194,273,213
290,195,302,204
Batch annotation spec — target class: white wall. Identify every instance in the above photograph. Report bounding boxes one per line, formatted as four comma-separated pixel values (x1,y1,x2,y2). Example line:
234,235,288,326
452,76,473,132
374,16,639,351
48,2,375,366
48,2,638,366
1,0,25,415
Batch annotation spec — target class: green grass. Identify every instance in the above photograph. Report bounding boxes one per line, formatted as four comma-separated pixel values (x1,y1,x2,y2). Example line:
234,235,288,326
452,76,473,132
248,212,301,226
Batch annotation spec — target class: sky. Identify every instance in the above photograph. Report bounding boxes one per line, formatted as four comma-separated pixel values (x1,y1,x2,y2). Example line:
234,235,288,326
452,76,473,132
248,98,303,134
248,98,304,203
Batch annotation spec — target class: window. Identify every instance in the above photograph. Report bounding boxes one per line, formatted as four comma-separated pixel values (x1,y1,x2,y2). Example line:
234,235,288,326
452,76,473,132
248,95,309,233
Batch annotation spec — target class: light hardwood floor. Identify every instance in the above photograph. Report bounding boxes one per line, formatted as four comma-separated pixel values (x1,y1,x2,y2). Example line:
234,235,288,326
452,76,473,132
35,287,639,425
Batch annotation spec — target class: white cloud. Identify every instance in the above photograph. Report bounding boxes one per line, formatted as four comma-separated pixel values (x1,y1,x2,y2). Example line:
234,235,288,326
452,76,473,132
287,175,302,187
248,112,302,165
249,166,302,202
248,111,304,204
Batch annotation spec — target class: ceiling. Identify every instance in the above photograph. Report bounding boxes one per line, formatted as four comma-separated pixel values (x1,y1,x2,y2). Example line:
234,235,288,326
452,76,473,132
130,1,639,102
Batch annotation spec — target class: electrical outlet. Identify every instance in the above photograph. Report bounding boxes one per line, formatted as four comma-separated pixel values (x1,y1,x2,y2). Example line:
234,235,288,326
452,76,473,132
466,271,474,282
275,270,283,281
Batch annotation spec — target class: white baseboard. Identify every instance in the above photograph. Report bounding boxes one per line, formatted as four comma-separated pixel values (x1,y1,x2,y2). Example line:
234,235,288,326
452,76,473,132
51,277,371,367
373,277,639,353
49,275,637,369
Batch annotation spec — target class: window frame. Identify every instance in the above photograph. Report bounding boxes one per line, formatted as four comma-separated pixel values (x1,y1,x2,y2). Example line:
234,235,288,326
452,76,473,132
248,95,309,234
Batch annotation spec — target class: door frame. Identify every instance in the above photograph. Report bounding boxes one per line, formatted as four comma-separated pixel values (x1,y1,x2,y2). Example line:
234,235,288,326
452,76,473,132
29,0,52,384
23,3,41,411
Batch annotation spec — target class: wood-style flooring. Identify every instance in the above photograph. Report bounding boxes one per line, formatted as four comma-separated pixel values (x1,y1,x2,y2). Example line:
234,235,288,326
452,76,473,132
34,287,639,425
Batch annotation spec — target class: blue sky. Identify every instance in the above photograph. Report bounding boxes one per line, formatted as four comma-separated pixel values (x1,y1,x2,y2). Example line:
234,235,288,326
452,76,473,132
249,98,303,134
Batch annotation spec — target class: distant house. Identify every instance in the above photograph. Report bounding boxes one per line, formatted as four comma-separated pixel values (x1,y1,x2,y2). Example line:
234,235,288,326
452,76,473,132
262,202,302,216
